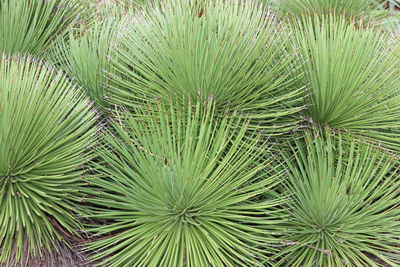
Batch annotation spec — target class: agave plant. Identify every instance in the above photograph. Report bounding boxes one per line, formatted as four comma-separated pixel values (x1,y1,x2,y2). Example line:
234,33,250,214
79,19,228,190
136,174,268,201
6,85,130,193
0,56,97,263
50,18,121,108
277,129,400,266
84,101,285,266
0,0,87,56
108,0,304,134
275,0,392,26
294,15,400,152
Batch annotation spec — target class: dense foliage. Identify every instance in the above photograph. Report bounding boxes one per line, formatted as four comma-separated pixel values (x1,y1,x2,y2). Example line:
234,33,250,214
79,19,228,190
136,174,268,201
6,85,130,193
275,0,392,26
294,15,400,152
279,130,400,266
50,18,121,108
0,0,399,266
84,102,284,266
0,56,96,263
108,1,304,133
0,0,87,56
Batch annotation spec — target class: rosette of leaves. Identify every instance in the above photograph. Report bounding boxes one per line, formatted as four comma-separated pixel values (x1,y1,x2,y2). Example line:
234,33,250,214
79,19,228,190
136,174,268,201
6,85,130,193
108,0,304,134
0,56,97,264
0,0,88,56
294,15,400,153
84,101,285,266
50,18,121,108
277,129,400,266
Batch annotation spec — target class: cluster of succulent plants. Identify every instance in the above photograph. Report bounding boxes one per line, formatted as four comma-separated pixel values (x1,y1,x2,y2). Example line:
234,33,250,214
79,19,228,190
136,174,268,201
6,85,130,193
0,0,399,266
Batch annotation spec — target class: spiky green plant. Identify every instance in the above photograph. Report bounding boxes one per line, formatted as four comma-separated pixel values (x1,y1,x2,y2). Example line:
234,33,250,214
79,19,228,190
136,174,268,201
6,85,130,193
275,0,391,25
50,18,121,108
0,56,97,264
0,0,87,56
276,129,400,266
294,15,400,152
84,101,285,266
108,0,304,134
